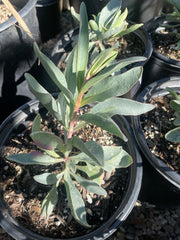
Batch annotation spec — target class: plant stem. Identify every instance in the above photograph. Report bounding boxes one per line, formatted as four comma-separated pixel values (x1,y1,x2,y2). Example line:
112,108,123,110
67,92,84,140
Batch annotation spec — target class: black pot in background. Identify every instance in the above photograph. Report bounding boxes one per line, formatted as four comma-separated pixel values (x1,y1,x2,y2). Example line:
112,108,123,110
121,0,164,23
131,77,180,208
142,17,180,89
0,0,40,123
34,25,152,99
0,99,142,239
36,0,61,42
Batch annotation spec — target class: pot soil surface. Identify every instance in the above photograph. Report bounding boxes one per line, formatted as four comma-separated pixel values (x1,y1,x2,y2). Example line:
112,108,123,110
151,30,180,61
0,110,130,238
140,95,180,174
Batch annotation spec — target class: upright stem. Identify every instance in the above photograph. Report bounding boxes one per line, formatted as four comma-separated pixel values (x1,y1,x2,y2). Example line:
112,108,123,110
67,92,84,140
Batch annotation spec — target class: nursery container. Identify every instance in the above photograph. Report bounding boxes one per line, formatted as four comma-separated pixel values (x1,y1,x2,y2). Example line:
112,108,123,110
0,98,143,239
36,0,61,42
132,77,180,207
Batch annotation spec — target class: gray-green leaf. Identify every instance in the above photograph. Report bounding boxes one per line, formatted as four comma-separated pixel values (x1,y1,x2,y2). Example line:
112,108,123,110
72,137,104,166
32,114,41,133
165,126,180,143
71,172,107,195
34,172,64,185
64,168,90,227
78,113,127,141
82,67,143,105
6,152,62,165
25,73,62,121
102,146,132,171
31,131,65,153
41,185,58,219
90,97,155,116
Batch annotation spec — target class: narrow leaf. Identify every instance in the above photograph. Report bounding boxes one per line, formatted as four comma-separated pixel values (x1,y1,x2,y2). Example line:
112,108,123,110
31,131,65,153
90,97,155,116
72,137,104,166
99,0,122,31
77,163,103,185
115,24,143,38
167,87,180,100
78,113,127,141
33,42,74,104
25,73,62,121
76,2,89,91
6,152,62,165
103,146,133,171
86,48,118,78
70,6,80,23
34,172,64,185
165,127,180,143
170,99,180,111
81,56,146,93
65,47,78,97
82,67,143,105
32,114,41,133
64,169,90,227
41,185,58,219
71,172,107,195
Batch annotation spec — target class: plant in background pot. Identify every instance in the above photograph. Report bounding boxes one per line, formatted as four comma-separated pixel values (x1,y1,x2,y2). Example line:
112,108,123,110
48,0,152,99
0,2,154,239
132,77,180,207
165,87,180,143
142,0,180,87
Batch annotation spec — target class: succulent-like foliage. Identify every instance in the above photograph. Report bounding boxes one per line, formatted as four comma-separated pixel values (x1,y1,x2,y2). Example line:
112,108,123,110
6,2,154,227
165,87,180,143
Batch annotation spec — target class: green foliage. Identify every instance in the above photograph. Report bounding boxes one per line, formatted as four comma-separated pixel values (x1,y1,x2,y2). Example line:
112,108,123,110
162,0,180,49
6,2,154,227
165,87,180,142
163,0,180,23
71,0,143,51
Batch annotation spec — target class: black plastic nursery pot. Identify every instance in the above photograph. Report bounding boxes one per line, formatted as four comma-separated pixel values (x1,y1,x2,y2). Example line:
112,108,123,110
0,0,40,122
36,0,61,42
121,0,164,23
0,98,142,240
35,25,152,99
0,0,40,90
142,17,180,89
131,77,180,208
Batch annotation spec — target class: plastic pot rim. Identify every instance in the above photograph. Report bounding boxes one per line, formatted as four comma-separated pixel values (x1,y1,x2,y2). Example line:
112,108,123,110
0,0,37,32
36,0,60,7
0,98,142,240
131,76,180,189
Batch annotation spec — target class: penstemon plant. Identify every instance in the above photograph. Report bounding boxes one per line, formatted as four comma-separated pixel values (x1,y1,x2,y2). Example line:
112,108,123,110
165,87,180,143
6,2,154,227
71,0,143,52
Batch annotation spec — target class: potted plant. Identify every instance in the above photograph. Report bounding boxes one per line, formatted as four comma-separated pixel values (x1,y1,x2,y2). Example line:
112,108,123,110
0,2,154,239
0,0,40,123
44,0,152,99
165,87,180,142
142,0,180,88
132,77,180,207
